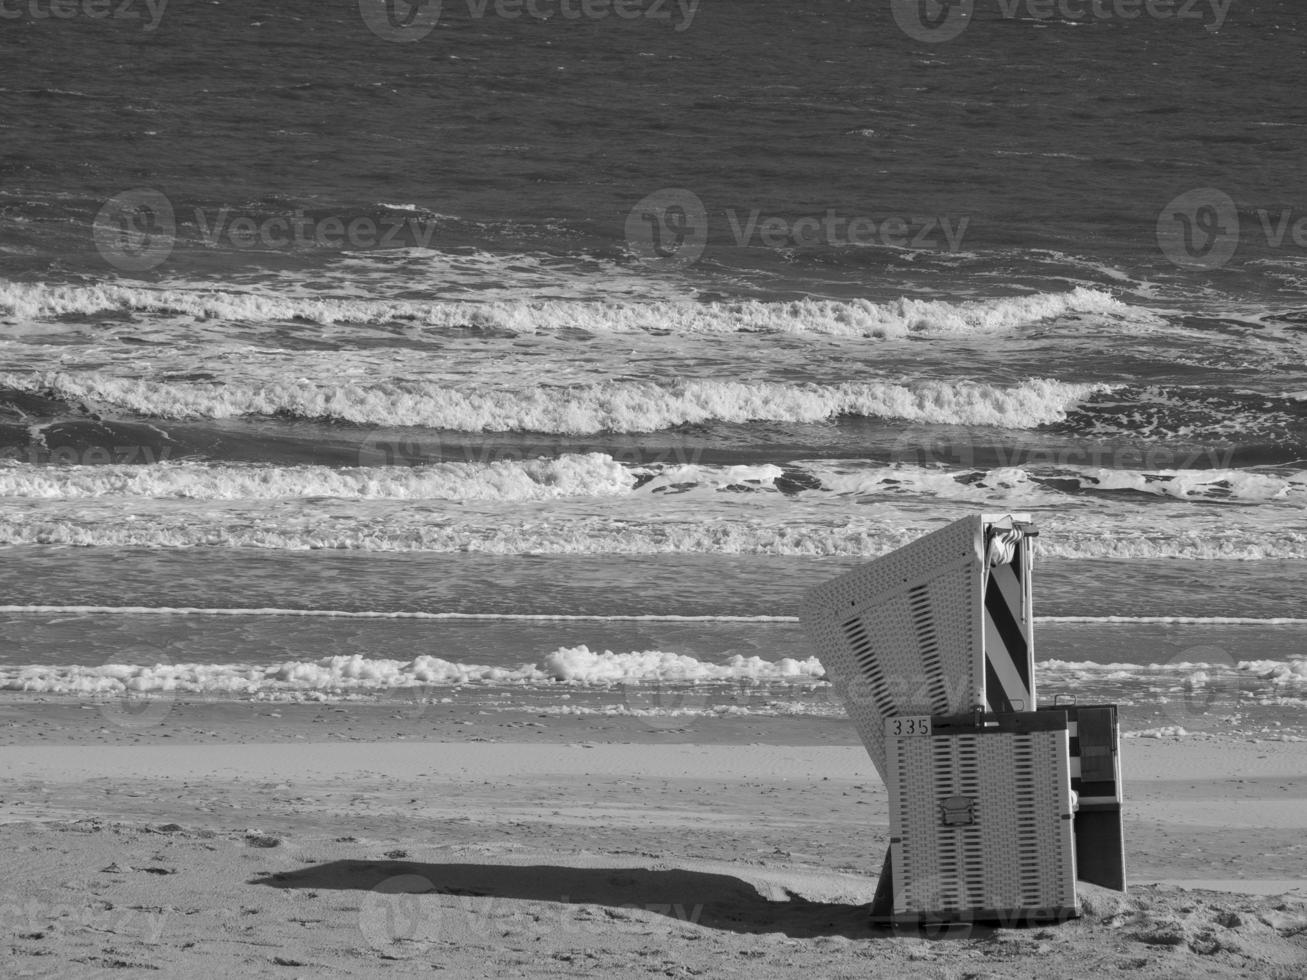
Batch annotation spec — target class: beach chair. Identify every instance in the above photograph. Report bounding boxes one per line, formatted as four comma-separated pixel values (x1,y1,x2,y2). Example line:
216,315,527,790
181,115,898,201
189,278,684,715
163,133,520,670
800,513,1125,925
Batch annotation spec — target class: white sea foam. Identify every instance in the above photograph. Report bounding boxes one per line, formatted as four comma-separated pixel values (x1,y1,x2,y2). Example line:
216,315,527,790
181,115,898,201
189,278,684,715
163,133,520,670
0,503,1303,558
0,280,1127,337
1124,726,1190,739
2,458,1301,508
1058,466,1307,502
533,700,844,719
1,606,1303,627
0,454,634,502
5,371,1106,432
0,606,803,623
2,655,545,695
543,646,822,684
0,646,826,696
801,462,1307,504
2,648,1300,699
1040,658,1307,692
1238,658,1307,687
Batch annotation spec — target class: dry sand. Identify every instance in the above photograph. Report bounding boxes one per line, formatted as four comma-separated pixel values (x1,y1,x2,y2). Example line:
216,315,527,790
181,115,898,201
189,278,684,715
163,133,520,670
0,700,1304,977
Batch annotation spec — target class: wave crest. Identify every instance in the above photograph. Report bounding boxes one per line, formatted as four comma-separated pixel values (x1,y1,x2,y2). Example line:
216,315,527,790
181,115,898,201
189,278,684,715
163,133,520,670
0,453,633,502
6,372,1105,433
0,280,1126,336
1,646,825,695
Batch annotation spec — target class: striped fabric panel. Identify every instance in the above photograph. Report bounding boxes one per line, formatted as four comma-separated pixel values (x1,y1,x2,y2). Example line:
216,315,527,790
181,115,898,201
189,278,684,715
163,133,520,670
983,552,1033,713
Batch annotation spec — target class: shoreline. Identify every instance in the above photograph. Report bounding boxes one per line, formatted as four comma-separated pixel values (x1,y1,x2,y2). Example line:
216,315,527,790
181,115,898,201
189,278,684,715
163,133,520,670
0,632,1303,976
2,691,1303,748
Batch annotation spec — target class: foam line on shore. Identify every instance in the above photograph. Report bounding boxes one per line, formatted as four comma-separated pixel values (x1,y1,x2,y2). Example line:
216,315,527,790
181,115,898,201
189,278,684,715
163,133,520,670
0,605,798,622
2,606,1305,626
1038,615,1307,626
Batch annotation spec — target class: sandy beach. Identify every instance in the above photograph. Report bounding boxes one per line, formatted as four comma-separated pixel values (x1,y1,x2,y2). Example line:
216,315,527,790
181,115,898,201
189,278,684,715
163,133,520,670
5,0,1307,978
1,700,1303,978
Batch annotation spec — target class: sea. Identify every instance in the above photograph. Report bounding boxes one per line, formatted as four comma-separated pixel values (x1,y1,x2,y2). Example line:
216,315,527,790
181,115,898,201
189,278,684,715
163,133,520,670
0,0,1303,738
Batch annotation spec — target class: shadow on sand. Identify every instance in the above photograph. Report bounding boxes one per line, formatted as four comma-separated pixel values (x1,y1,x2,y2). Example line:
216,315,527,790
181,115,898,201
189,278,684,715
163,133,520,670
256,859,995,940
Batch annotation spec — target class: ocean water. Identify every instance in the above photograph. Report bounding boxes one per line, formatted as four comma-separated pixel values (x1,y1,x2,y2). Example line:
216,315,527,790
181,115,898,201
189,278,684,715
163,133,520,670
0,1,1303,728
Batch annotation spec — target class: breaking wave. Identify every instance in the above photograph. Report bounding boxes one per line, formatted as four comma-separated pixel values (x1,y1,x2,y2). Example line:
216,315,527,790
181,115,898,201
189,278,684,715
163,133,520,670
0,453,636,502
0,509,1302,558
4,372,1107,433
2,647,1301,699
0,280,1128,338
0,646,827,695
0,457,1301,505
